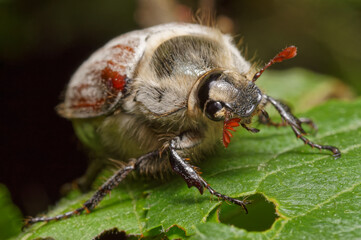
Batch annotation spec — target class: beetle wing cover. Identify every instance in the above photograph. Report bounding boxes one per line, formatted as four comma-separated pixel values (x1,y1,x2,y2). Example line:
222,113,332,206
57,23,251,119
57,31,147,119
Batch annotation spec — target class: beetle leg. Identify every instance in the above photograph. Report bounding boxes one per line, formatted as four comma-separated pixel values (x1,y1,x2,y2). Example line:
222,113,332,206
298,117,318,132
259,109,318,132
264,95,340,158
23,151,159,228
169,135,249,212
241,123,260,133
168,134,204,193
200,178,249,214
258,109,287,127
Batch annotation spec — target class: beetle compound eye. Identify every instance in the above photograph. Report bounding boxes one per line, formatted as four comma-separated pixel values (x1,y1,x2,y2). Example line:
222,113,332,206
205,101,224,121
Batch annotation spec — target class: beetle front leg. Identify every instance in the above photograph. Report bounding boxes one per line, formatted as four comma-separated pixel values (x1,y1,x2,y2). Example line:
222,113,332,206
169,134,249,212
264,95,340,158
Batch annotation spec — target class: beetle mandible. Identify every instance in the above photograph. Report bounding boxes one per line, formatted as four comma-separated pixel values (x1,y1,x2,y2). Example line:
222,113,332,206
25,23,340,226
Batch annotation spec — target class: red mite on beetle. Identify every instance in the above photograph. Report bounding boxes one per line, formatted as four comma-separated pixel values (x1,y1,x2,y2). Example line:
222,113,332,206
24,23,340,227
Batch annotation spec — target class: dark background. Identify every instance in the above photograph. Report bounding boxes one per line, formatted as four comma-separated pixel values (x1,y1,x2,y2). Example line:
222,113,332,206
1,0,360,217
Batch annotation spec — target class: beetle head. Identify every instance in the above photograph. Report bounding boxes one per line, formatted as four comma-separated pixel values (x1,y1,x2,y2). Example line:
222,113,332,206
197,46,298,122
195,46,297,148
197,70,262,121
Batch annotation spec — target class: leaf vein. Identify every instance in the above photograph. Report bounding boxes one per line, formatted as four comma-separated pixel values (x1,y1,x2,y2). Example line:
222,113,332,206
291,180,361,219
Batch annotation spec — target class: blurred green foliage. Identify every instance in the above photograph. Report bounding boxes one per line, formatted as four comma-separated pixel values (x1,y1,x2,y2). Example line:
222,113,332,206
0,0,137,60
0,184,22,240
225,0,361,94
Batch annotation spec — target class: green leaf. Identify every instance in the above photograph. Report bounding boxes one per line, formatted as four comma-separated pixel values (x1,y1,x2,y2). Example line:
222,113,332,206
0,183,22,240
19,69,361,239
257,68,354,113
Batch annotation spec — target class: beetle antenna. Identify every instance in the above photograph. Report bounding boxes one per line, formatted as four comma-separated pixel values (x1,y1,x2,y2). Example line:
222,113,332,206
252,46,297,82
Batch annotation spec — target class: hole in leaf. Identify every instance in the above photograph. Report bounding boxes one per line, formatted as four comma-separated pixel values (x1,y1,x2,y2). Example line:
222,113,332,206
218,193,278,231
141,225,187,240
165,225,187,239
94,228,128,240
